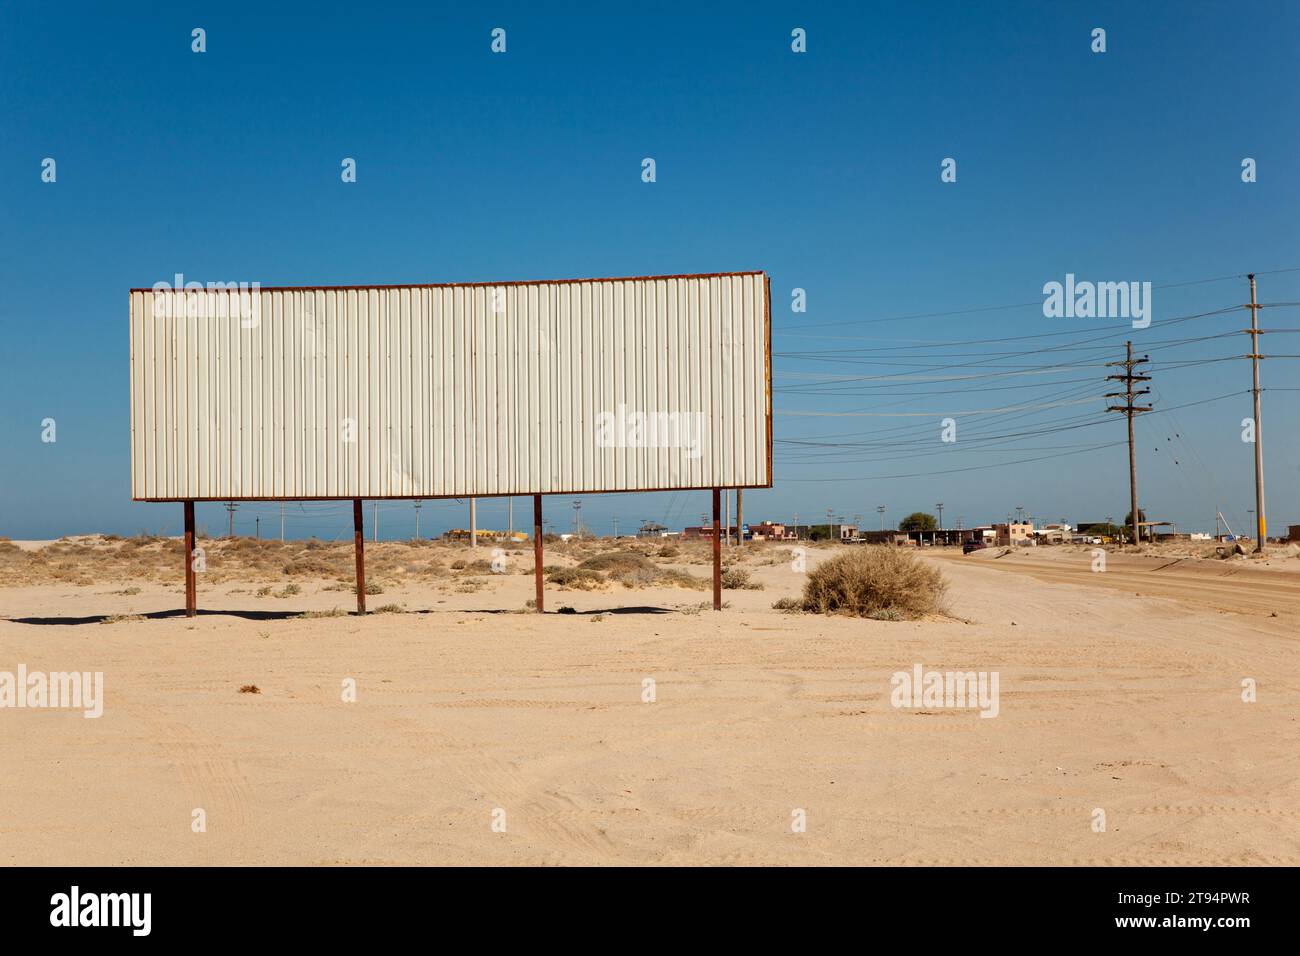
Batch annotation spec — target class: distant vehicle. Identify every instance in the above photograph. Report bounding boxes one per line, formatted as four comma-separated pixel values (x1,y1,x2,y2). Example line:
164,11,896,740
962,540,987,554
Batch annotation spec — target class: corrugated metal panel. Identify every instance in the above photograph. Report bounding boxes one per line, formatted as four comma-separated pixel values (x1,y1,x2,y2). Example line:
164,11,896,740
130,272,771,501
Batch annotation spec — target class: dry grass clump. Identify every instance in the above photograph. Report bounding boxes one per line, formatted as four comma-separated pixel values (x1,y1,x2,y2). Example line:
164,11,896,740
654,568,709,590
780,546,946,619
545,566,606,590
562,551,709,591
576,551,653,574
283,556,339,577
721,567,763,590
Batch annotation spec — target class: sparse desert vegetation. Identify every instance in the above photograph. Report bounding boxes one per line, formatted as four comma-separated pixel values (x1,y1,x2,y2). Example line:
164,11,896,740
777,545,947,619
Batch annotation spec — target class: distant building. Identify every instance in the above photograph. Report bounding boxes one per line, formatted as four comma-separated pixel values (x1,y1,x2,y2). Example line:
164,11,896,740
637,521,668,538
749,521,794,541
993,522,1034,547
1032,523,1071,544
443,529,528,543
683,525,729,540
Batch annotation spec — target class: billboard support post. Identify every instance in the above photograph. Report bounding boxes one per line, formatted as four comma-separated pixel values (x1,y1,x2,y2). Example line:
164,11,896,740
533,495,544,613
353,499,366,615
183,500,196,617
712,488,722,611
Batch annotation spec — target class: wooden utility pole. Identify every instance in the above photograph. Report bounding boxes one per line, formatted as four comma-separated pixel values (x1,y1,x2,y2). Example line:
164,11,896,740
1106,341,1152,546
470,498,477,548
533,495,544,613
413,499,422,540
353,499,367,614
1246,274,1267,552
279,502,285,542
736,489,744,547
725,491,732,547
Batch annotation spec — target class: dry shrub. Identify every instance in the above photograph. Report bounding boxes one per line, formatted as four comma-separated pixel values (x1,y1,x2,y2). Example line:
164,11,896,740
721,567,762,590
655,568,708,591
578,551,654,574
790,546,945,619
283,557,337,577
545,566,605,589
610,566,659,589
590,552,708,590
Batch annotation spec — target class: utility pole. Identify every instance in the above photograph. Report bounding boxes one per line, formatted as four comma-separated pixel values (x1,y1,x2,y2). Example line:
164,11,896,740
936,502,944,531
612,516,619,539
225,501,237,538
373,501,379,543
1106,341,1152,546
508,498,514,539
737,489,744,547
255,516,260,540
1246,274,1267,552
826,507,833,541
279,502,285,542
725,491,732,546
414,500,422,540
877,505,885,532
792,512,799,540
470,498,477,548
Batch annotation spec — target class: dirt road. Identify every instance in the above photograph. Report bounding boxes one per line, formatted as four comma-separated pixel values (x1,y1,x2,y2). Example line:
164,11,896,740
930,548,1300,618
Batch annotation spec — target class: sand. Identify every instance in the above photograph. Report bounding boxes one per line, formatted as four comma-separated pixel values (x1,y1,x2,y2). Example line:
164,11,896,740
2,539,1297,865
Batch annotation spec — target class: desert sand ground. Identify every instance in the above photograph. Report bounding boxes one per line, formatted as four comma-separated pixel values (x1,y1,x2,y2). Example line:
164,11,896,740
2,535,1297,866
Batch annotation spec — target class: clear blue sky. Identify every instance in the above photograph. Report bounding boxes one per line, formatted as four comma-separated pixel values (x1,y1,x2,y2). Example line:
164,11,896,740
2,1,1297,540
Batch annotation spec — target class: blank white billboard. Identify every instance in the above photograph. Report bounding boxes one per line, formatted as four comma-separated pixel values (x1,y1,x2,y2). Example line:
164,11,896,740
129,271,771,501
